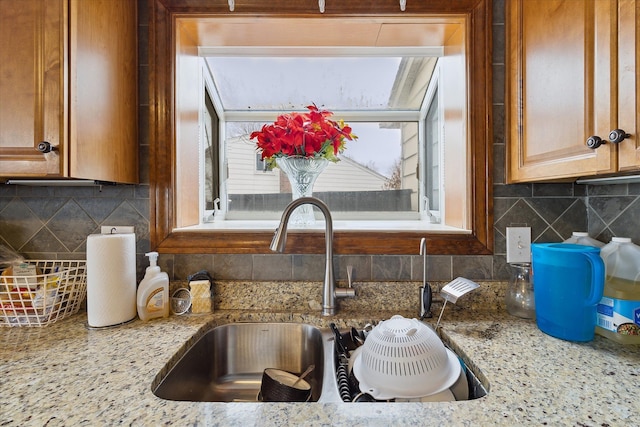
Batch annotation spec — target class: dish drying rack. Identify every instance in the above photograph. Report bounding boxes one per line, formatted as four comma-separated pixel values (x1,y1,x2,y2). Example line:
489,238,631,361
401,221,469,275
0,260,87,327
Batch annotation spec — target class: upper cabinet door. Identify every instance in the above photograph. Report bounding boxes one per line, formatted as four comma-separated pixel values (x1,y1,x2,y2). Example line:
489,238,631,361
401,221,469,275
0,0,137,183
617,0,640,171
507,0,617,183
0,0,66,177
69,0,138,183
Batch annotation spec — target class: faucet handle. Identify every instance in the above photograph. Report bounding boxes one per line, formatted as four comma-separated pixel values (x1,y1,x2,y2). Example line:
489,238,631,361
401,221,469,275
336,287,356,298
347,265,354,288
336,265,356,299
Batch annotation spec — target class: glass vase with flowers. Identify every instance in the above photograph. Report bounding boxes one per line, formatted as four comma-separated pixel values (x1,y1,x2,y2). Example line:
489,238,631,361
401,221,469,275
250,104,357,226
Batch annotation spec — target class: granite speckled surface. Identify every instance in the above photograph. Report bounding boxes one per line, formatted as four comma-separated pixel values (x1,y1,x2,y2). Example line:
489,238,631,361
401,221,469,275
1,281,638,426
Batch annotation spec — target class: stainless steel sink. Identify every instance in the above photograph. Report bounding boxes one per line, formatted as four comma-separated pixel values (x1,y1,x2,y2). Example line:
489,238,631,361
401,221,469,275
152,321,487,403
153,322,339,402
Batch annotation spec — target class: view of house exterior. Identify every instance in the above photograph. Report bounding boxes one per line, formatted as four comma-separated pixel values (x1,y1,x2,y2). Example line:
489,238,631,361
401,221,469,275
226,135,390,195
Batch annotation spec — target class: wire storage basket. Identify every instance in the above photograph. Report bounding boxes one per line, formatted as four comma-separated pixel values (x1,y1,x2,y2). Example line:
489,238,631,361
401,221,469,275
0,260,87,327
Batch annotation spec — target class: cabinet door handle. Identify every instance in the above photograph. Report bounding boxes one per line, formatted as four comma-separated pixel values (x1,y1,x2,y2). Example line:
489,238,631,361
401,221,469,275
37,141,57,153
608,129,631,144
586,135,605,149
586,129,631,149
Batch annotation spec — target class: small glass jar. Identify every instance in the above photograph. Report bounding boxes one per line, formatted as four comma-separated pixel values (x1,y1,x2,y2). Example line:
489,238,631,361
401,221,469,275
506,263,535,319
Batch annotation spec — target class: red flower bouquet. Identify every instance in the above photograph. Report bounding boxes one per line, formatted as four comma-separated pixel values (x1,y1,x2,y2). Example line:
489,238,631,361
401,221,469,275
250,104,357,168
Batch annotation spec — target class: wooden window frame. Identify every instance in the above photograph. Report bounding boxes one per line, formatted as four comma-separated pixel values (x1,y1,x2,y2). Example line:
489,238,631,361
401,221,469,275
148,0,493,255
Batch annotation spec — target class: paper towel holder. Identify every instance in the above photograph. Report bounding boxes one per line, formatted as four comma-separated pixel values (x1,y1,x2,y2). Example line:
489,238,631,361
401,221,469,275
101,225,135,234
85,318,136,330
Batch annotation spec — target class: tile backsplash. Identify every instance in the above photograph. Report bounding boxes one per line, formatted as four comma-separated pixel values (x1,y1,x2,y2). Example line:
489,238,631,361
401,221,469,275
1,0,639,283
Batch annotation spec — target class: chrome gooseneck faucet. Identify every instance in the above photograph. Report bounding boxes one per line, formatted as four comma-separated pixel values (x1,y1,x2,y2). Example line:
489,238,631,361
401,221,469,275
270,196,355,316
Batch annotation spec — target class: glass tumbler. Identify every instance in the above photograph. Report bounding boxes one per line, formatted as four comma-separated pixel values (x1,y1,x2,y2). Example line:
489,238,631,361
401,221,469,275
506,263,535,319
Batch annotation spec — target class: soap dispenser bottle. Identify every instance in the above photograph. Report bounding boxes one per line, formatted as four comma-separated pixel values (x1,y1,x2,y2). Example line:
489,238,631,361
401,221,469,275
137,251,169,321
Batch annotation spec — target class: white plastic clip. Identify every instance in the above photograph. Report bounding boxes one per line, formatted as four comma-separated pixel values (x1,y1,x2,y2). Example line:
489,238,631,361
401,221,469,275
399,0,406,12
319,0,325,13
228,0,234,12
213,197,225,222
420,196,432,223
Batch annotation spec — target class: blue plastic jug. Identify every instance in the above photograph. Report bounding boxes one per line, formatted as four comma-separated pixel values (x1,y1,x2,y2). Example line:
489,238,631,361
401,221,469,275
531,243,605,342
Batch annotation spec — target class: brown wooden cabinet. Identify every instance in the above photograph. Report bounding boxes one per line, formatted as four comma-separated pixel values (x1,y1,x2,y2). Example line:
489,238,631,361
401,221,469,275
0,0,138,183
507,0,639,183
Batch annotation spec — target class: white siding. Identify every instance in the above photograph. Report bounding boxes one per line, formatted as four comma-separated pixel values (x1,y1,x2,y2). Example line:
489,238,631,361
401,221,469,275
227,136,279,194
315,157,388,192
226,136,387,194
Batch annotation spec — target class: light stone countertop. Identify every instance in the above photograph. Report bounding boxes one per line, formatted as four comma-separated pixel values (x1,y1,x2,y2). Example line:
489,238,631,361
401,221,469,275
0,281,638,426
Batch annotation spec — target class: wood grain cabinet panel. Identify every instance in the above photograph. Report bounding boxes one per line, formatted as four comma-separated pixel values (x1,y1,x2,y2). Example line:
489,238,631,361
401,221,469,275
0,0,138,183
507,0,639,183
617,0,640,172
0,0,64,176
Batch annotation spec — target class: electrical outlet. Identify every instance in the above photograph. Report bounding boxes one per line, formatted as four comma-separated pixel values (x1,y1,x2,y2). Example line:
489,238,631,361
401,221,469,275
506,227,531,263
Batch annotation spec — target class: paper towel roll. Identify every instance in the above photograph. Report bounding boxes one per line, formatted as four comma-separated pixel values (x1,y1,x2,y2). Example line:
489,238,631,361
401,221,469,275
87,233,137,328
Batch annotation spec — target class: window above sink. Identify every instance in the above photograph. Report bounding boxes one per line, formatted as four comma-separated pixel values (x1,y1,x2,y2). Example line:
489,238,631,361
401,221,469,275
149,0,493,255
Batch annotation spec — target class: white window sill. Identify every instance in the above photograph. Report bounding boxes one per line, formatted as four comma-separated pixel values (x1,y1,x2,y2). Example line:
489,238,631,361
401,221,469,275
176,220,470,233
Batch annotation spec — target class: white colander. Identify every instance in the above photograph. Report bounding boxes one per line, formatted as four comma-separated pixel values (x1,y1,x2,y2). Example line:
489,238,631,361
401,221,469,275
352,315,461,400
